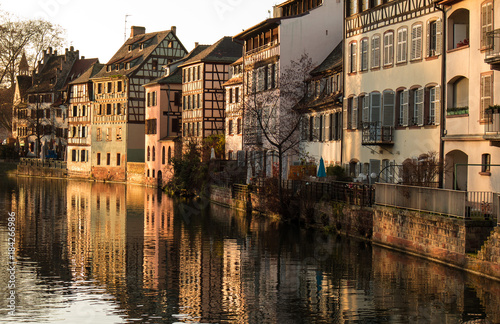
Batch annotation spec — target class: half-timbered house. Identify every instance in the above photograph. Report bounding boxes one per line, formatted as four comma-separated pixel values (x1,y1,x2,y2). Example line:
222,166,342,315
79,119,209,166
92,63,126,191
13,47,93,160
300,41,343,167
178,37,242,148
90,26,187,181
439,0,500,192
234,0,344,179
143,44,209,187
223,58,243,160
67,61,103,178
343,0,444,184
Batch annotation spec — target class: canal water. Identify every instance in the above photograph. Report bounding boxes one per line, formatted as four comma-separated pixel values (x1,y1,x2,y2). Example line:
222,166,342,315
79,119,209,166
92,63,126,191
0,177,499,323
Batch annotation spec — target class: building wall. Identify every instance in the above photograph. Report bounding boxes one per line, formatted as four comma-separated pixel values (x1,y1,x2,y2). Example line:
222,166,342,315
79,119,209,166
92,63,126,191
225,82,243,159
344,2,443,180
279,0,344,68
443,0,500,192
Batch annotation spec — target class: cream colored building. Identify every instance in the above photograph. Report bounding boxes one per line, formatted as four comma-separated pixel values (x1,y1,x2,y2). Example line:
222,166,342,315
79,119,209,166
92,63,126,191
344,0,444,183
440,0,500,192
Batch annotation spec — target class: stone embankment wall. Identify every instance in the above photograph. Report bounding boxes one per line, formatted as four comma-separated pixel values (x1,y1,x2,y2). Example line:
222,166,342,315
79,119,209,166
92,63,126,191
210,185,248,211
127,162,146,185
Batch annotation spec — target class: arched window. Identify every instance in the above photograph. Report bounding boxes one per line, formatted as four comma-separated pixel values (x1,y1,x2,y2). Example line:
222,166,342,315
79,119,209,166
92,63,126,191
152,146,156,162
162,146,165,165
147,146,150,161
168,147,172,164
447,9,469,50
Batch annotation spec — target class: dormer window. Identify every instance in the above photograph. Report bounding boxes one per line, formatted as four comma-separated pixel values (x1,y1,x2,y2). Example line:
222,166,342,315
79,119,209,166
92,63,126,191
139,43,144,50
107,65,112,72
126,63,131,69
115,64,119,71
128,45,132,52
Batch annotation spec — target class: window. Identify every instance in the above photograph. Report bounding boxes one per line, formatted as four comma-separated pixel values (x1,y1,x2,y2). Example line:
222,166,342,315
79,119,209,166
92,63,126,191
107,82,112,93
152,60,158,71
397,27,408,63
235,87,239,103
228,88,233,103
116,127,122,141
152,146,156,162
371,35,381,69
362,95,370,125
360,38,369,71
427,19,442,56
107,104,112,115
482,153,491,173
81,150,86,162
481,72,493,119
383,32,394,66
97,83,102,94
106,128,112,141
428,86,441,125
97,153,101,166
147,146,150,161
117,153,121,166
370,92,382,123
162,147,165,165
168,147,172,164
117,81,123,92
72,149,77,162
349,41,357,73
237,118,242,134
106,153,111,166
96,128,102,141
228,119,233,135
411,25,423,60
481,2,493,49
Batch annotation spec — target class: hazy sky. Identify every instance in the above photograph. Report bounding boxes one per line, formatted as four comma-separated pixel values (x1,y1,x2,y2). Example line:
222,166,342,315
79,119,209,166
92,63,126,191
0,0,278,62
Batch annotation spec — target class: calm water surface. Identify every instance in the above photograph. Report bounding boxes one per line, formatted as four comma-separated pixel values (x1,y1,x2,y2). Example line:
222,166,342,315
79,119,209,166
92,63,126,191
0,177,499,323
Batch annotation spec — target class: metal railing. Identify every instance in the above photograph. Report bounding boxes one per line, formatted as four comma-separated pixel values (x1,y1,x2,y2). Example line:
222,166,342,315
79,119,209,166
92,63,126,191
362,121,393,145
376,183,497,220
484,108,500,137
19,158,67,169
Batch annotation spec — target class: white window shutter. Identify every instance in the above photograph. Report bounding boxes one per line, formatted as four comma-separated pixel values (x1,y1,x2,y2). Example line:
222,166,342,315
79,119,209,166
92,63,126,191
436,19,443,56
382,91,395,127
352,96,358,129
370,92,381,123
416,88,424,126
402,90,409,126
434,86,441,126
426,21,431,57
416,25,422,60
343,100,349,130
362,95,370,123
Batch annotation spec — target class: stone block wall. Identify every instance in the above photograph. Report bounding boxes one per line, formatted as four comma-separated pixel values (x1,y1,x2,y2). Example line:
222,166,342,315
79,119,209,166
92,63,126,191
17,165,67,178
312,201,374,239
127,162,146,185
92,166,126,182
373,206,467,266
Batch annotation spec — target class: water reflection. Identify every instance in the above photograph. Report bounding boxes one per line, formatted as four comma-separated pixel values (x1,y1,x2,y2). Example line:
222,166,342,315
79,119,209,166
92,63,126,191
0,177,499,323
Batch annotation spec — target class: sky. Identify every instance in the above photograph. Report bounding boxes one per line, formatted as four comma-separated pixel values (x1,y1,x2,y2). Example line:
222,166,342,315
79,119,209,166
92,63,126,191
0,0,279,63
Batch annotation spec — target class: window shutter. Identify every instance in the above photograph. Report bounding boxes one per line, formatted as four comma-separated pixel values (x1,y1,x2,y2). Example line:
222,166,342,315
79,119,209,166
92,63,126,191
426,21,431,57
433,86,441,126
343,100,349,130
416,88,424,126
402,90,409,126
267,64,273,90
370,92,381,123
274,63,279,88
351,43,357,72
352,96,358,129
325,113,330,141
301,115,309,141
371,36,380,68
411,26,417,60
436,19,443,56
314,116,320,140
362,95,370,123
382,91,395,127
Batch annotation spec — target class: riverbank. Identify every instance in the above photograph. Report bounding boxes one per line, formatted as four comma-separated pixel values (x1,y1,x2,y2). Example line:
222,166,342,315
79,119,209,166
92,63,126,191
0,161,18,177
209,183,500,282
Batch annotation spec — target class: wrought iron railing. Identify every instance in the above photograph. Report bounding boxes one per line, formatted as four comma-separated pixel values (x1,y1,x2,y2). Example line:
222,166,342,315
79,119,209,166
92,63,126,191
362,121,393,145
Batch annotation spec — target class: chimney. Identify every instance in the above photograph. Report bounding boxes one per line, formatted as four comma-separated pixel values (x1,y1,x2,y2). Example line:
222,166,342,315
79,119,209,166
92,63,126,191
48,47,53,54
130,26,146,38
54,50,57,56
70,46,74,52
81,56,85,59
195,42,199,47
171,26,176,35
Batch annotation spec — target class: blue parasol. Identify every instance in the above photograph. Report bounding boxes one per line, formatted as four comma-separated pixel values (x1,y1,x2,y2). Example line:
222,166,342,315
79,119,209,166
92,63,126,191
317,157,326,178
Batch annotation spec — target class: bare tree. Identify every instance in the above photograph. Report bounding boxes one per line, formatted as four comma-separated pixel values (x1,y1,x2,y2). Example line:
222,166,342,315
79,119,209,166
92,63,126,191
244,54,315,215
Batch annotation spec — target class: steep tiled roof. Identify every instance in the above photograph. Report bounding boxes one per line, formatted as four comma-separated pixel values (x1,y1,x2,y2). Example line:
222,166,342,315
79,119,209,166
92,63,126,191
70,61,104,85
64,58,99,86
179,37,242,67
93,29,186,79
16,75,33,99
145,44,210,86
310,41,343,76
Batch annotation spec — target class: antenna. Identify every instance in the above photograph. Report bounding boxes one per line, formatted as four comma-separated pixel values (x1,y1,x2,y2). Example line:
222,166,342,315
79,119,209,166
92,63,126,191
124,14,131,41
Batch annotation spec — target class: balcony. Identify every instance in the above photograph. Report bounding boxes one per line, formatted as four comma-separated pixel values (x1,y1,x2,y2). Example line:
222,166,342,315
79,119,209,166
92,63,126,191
362,121,393,145
244,41,280,66
484,107,500,141
485,29,500,70
68,137,90,146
